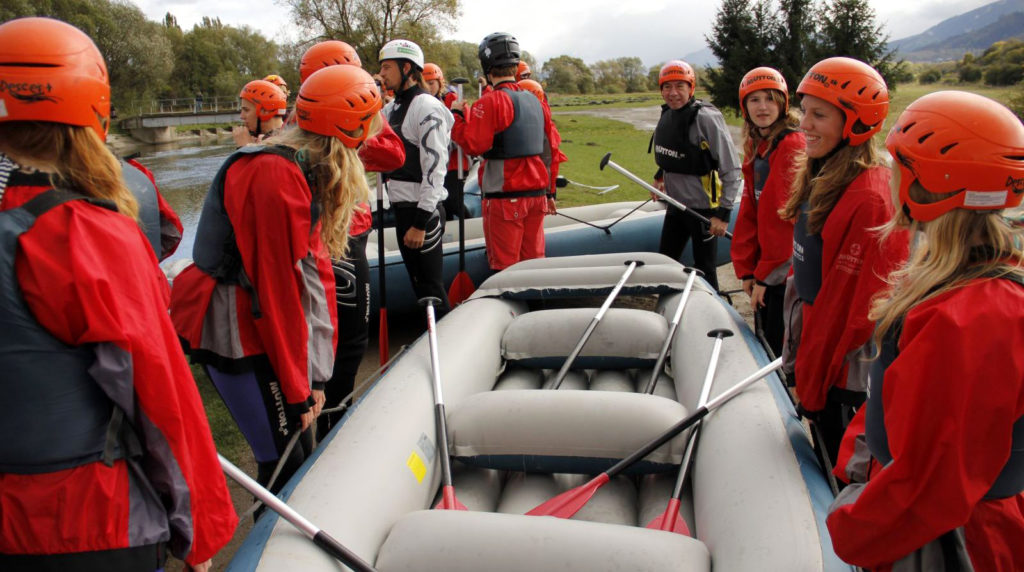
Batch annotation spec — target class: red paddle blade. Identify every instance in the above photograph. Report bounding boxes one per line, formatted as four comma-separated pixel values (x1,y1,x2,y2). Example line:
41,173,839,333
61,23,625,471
645,498,691,535
525,473,610,518
433,485,468,511
378,309,389,366
447,272,476,306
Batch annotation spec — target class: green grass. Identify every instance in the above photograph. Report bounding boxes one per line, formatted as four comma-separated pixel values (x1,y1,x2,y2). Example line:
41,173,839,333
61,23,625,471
547,91,663,110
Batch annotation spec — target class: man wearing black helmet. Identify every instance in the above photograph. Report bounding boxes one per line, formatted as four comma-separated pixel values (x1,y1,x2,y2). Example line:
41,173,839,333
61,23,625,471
379,39,454,314
451,32,555,270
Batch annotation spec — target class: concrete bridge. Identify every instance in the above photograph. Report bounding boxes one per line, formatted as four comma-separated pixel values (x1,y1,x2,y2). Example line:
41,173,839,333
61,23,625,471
119,96,240,143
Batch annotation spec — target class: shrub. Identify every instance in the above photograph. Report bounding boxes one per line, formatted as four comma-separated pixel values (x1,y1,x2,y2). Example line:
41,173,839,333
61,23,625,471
919,69,942,84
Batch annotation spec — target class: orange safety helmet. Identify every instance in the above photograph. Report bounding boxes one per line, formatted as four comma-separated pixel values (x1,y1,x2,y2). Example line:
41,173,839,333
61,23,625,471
516,61,531,81
658,60,696,96
0,17,111,140
300,40,362,83
263,74,289,96
738,66,788,119
239,80,288,121
797,57,888,147
295,65,382,149
423,63,444,83
885,90,1024,222
518,79,545,102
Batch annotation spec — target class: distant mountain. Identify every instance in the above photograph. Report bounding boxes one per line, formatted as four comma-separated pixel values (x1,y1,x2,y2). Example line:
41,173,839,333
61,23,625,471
683,46,717,68
890,0,1024,61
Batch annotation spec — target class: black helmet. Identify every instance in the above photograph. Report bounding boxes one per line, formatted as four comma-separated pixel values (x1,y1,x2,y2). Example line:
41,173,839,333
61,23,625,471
478,32,520,74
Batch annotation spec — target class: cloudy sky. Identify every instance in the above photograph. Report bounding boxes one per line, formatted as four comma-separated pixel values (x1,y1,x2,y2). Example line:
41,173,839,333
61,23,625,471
135,0,997,66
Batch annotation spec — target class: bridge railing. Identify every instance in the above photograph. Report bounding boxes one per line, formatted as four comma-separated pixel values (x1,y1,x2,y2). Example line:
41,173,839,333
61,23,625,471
124,96,241,116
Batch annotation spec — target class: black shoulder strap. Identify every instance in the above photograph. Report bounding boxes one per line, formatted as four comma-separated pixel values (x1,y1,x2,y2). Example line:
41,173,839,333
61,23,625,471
766,128,797,157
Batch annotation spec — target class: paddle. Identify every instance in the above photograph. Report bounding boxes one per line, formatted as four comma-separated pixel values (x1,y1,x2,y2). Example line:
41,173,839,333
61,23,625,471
421,296,468,510
376,174,389,365
526,356,783,519
643,267,702,394
218,454,378,572
599,152,733,239
544,260,643,390
647,328,733,534
447,77,474,305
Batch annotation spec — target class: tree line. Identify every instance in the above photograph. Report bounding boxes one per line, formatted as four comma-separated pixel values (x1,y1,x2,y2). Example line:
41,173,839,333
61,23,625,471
8,0,1017,119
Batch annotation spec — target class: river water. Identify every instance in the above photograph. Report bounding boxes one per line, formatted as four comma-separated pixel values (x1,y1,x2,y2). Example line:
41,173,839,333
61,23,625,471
131,140,236,269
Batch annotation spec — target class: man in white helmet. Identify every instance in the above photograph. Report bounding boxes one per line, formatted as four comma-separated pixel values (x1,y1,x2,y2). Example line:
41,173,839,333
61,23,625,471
378,39,454,315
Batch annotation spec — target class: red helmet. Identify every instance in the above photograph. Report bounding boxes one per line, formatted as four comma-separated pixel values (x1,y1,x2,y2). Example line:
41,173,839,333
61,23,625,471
516,61,531,81
886,91,1024,222
739,66,788,119
0,17,111,140
239,80,288,121
658,60,696,95
263,74,289,95
518,79,544,102
300,40,361,83
296,65,382,148
423,63,443,83
797,57,888,147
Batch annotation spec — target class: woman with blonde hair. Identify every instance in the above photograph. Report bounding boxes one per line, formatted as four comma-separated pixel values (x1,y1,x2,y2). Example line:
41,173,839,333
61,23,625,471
827,90,1024,571
730,66,805,357
779,57,909,462
0,17,236,570
171,64,381,494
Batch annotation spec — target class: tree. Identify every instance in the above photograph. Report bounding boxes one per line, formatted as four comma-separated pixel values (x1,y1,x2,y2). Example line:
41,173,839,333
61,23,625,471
281,0,460,71
591,59,626,93
776,0,815,93
618,57,649,92
704,0,780,111
542,55,595,94
814,0,905,90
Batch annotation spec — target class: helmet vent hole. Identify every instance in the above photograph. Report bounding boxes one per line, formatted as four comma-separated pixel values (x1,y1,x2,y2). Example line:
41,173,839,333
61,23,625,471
857,86,866,95
903,121,917,132
939,143,958,155
917,132,933,144
872,91,880,100
0,61,60,68
1006,155,1024,161
841,80,851,90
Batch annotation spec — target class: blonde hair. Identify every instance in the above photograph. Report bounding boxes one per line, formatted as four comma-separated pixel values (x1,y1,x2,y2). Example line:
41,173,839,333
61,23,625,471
870,181,1024,344
779,141,884,234
741,90,801,159
0,122,138,221
266,115,380,258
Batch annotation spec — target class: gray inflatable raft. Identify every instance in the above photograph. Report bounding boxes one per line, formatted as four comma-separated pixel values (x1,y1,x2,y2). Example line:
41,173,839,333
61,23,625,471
228,252,852,572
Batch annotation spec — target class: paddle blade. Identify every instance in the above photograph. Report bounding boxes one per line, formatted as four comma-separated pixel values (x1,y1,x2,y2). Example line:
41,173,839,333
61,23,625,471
433,485,468,511
378,309,389,366
525,473,610,519
447,272,476,306
646,498,691,535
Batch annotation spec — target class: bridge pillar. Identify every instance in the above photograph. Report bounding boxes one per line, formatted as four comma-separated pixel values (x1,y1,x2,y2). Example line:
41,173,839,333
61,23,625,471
127,126,177,145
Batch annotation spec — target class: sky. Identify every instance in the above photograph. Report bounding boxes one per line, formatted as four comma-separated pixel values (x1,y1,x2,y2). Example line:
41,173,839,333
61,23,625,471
135,0,998,67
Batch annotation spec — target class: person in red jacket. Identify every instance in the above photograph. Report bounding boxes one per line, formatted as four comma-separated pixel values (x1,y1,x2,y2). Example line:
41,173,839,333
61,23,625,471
0,17,236,571
451,32,555,270
171,65,381,494
778,57,910,464
827,90,1024,571
298,39,405,439
729,67,805,358
519,78,567,203
233,79,288,147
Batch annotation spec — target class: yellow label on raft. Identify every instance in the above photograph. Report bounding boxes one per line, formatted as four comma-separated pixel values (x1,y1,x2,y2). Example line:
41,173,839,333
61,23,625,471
406,451,427,483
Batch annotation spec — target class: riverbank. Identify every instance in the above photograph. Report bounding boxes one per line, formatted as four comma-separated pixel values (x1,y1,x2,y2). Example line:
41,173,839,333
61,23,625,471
108,127,234,156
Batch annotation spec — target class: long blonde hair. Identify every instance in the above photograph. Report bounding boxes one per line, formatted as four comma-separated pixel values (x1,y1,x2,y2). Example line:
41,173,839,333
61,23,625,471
741,90,801,160
870,180,1024,343
0,122,138,220
266,115,380,258
779,141,883,234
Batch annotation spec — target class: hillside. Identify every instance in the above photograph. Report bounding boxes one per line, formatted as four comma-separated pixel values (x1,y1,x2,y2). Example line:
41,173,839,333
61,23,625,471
890,0,1024,61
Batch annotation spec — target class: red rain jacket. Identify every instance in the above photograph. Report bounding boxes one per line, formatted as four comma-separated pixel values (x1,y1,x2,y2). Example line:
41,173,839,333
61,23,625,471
827,277,1024,571
352,115,405,236
730,131,804,284
170,153,337,413
0,178,237,565
795,167,909,411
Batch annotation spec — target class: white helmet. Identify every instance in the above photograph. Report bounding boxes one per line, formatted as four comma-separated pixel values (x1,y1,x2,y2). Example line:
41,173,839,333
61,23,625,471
379,39,424,70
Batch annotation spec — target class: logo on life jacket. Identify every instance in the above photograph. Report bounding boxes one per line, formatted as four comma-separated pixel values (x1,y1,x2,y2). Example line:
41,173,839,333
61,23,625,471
0,79,58,104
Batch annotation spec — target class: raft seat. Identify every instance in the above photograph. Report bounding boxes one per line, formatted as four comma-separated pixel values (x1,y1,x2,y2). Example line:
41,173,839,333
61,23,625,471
376,509,711,572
